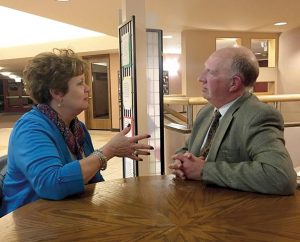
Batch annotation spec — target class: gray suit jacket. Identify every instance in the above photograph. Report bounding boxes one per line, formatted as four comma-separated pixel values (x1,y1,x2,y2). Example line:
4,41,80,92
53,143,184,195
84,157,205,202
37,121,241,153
178,92,297,195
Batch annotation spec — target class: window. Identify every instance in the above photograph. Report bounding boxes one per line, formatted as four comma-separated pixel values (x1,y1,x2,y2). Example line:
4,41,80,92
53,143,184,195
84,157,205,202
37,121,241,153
216,38,241,50
251,39,276,67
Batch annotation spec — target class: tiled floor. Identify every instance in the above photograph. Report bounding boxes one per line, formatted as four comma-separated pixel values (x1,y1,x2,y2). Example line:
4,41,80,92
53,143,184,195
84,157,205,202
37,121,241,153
0,112,123,181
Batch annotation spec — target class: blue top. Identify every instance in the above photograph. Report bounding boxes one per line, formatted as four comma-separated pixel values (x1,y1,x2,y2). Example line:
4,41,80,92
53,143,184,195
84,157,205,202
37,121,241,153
0,106,103,216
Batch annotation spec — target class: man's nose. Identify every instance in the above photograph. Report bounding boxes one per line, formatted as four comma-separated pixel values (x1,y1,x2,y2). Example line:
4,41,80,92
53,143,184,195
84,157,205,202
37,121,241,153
197,74,205,83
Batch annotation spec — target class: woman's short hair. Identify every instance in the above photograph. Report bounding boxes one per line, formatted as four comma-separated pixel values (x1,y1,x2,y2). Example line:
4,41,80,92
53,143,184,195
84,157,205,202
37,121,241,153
23,48,86,104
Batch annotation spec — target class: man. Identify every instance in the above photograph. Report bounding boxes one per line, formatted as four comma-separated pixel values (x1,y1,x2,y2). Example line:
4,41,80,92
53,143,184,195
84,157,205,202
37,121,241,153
170,46,297,195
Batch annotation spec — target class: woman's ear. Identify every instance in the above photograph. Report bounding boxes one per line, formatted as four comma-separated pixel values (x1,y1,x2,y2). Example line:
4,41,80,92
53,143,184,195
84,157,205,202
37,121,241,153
49,89,63,103
229,75,242,92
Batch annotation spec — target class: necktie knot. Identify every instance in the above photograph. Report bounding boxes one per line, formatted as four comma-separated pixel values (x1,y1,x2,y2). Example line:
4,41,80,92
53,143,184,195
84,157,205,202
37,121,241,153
214,110,221,120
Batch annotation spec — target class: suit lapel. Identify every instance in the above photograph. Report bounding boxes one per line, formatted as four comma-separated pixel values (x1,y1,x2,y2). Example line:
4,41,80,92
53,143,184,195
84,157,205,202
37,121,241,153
191,108,214,156
207,111,234,160
206,92,252,160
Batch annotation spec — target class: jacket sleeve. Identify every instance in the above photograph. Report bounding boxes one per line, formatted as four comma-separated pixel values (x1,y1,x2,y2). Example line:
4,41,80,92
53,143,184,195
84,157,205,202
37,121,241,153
202,107,297,195
11,119,85,200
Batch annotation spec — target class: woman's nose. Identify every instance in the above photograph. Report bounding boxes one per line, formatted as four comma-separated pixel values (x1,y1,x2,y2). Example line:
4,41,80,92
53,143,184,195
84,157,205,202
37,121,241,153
85,83,90,92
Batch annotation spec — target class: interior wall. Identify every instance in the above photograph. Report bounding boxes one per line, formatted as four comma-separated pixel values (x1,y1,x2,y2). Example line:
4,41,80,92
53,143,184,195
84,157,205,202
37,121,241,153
181,30,279,97
163,53,182,94
77,111,85,123
109,53,120,130
278,27,300,122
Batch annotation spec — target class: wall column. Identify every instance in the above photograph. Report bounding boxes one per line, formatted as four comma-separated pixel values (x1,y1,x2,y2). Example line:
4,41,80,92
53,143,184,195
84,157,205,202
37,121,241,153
122,0,150,175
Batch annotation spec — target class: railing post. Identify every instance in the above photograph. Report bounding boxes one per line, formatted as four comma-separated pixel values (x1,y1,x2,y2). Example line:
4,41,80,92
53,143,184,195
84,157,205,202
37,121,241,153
277,101,281,111
187,104,193,129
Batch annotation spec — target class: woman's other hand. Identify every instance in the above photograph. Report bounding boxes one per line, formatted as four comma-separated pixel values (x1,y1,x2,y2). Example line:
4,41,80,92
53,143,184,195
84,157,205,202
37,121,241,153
101,124,154,161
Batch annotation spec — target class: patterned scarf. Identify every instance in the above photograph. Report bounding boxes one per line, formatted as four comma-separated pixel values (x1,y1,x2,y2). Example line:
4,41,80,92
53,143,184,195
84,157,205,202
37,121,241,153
37,104,84,159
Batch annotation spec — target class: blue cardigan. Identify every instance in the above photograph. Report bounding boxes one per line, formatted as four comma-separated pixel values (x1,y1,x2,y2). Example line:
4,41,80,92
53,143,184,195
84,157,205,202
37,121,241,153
0,107,103,216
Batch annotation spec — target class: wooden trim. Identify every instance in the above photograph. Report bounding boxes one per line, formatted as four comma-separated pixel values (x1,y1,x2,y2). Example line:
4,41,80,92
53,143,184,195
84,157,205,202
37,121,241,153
164,104,187,123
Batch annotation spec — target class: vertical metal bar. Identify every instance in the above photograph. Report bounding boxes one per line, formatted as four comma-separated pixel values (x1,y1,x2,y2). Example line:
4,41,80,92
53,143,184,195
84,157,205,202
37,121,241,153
277,101,281,111
187,104,193,129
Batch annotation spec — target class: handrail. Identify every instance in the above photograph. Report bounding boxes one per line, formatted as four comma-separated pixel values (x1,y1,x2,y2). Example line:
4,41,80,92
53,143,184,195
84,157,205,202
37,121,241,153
164,94,300,129
258,94,300,103
284,122,300,128
163,96,190,105
164,120,300,135
164,123,191,134
164,94,300,105
188,97,208,105
164,105,187,123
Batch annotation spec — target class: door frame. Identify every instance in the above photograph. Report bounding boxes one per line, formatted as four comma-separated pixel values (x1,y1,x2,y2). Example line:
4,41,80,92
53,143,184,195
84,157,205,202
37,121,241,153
83,54,112,130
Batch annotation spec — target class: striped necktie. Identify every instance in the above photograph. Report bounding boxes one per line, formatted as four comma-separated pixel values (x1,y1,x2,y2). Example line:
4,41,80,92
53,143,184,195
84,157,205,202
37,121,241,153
199,110,221,158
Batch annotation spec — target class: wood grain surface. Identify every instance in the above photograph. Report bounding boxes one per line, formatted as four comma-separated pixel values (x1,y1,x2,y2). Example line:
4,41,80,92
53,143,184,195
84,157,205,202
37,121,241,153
1,175,300,242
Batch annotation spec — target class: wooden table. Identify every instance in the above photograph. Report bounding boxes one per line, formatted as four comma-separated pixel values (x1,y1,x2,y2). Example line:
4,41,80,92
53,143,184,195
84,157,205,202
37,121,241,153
1,175,300,241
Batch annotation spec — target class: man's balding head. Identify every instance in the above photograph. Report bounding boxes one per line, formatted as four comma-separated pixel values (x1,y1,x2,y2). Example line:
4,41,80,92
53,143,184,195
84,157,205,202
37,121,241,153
211,46,259,87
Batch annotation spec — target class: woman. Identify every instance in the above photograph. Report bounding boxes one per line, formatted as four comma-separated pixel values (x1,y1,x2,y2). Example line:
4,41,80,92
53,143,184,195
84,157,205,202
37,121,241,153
0,49,153,216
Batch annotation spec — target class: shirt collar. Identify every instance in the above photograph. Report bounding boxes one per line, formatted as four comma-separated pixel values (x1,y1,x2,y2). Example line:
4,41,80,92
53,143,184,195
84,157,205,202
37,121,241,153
217,96,241,118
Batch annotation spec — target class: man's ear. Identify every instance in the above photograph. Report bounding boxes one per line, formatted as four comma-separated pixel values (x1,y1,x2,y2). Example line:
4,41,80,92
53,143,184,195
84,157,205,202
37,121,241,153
229,75,242,92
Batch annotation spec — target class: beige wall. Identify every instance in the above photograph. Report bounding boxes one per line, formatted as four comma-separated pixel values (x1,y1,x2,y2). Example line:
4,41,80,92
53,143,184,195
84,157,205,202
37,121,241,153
181,30,279,97
163,53,182,94
77,111,85,123
109,53,120,130
278,27,300,122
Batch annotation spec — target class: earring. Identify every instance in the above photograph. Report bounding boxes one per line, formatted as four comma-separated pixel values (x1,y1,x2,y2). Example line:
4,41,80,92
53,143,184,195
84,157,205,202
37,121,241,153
57,99,62,107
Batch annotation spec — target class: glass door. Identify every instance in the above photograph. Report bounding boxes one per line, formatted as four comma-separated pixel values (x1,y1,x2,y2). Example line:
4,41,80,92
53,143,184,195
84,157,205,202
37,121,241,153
84,55,112,130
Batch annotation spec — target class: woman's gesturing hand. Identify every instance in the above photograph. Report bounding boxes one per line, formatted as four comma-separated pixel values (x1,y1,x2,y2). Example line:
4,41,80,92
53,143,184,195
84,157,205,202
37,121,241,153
101,124,154,161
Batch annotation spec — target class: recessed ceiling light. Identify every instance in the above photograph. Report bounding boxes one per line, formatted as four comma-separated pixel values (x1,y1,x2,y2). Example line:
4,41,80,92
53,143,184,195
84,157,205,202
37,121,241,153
56,0,70,2
274,22,287,26
163,35,173,39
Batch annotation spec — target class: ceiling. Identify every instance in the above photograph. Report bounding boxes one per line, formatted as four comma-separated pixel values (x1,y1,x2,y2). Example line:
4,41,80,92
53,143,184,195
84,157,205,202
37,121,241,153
1,0,300,76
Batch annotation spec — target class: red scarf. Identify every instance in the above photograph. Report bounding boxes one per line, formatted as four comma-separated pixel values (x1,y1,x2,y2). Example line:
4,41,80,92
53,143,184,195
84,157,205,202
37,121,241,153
37,104,84,159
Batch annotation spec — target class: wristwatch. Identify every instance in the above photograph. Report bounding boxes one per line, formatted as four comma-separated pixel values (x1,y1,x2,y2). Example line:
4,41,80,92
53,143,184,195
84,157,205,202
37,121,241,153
92,149,108,171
